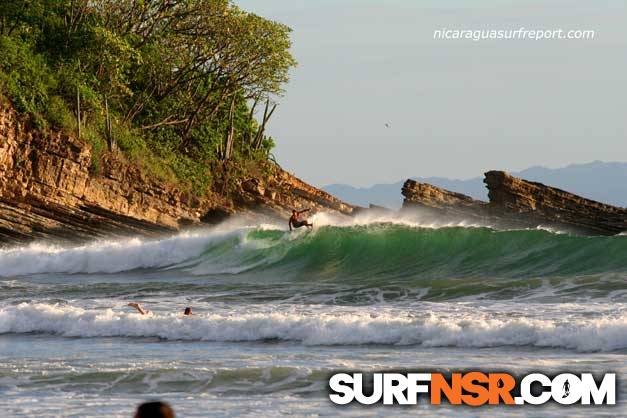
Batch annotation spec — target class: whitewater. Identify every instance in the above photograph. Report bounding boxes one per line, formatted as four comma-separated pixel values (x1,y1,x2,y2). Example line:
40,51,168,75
0,213,625,417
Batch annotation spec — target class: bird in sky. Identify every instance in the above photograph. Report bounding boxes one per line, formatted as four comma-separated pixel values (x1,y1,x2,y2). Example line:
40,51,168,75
384,122,391,128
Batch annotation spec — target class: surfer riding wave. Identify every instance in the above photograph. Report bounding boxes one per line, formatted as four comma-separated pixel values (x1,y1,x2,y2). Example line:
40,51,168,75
289,209,313,231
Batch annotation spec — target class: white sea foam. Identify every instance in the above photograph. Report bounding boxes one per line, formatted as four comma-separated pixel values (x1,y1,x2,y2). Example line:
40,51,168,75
1,303,625,352
0,219,273,276
0,211,488,277
309,211,489,230
0,209,580,277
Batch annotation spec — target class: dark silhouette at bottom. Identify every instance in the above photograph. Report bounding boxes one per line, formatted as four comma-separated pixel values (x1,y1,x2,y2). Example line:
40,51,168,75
135,401,175,418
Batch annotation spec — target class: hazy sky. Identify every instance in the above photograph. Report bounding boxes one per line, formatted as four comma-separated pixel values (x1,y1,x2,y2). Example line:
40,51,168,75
237,0,627,187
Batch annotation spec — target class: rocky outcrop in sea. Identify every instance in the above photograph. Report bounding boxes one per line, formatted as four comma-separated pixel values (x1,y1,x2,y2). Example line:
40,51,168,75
402,171,627,235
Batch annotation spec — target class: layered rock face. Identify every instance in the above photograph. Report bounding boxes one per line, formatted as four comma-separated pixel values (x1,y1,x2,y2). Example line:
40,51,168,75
402,172,627,235
484,171,627,235
402,180,485,210
238,170,354,217
0,104,353,246
0,105,223,244
401,180,489,224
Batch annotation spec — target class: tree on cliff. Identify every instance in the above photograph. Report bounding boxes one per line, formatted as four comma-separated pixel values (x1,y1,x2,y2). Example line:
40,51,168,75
0,0,296,194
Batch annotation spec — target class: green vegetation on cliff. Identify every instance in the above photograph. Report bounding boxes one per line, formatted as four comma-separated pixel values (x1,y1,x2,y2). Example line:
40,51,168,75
0,0,296,195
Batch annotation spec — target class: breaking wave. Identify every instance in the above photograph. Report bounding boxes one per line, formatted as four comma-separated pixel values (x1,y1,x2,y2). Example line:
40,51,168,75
1,303,626,352
2,216,627,280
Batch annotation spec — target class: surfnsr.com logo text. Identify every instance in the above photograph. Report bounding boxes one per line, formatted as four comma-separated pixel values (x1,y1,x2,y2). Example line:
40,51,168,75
329,372,615,406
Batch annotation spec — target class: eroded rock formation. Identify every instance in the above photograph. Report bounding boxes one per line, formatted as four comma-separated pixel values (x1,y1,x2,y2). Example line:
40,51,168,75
402,172,627,235
237,170,354,218
400,180,492,226
0,103,354,246
402,180,486,213
484,170,627,235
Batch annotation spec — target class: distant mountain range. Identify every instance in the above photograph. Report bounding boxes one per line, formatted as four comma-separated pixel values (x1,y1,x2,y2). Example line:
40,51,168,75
323,161,627,209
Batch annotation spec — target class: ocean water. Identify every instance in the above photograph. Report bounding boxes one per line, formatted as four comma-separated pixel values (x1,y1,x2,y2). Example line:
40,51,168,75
0,213,625,417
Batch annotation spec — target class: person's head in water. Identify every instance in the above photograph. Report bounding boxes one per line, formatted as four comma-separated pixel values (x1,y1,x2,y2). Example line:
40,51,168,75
135,401,175,418
183,307,192,316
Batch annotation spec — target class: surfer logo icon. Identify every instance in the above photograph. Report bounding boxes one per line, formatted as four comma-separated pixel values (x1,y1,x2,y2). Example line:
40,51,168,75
563,379,570,398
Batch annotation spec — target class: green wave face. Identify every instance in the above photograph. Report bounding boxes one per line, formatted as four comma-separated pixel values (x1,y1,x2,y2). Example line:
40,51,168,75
3,224,626,302
195,225,627,281
137,224,621,302
187,225,624,302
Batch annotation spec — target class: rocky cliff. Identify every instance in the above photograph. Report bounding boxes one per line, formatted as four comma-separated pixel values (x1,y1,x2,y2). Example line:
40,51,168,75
0,103,354,246
483,170,627,235
402,172,627,235
237,170,354,218
402,180,486,212
401,180,490,225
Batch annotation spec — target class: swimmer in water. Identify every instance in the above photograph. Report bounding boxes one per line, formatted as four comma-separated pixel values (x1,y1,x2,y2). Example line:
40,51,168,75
128,303,193,316
127,302,150,315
